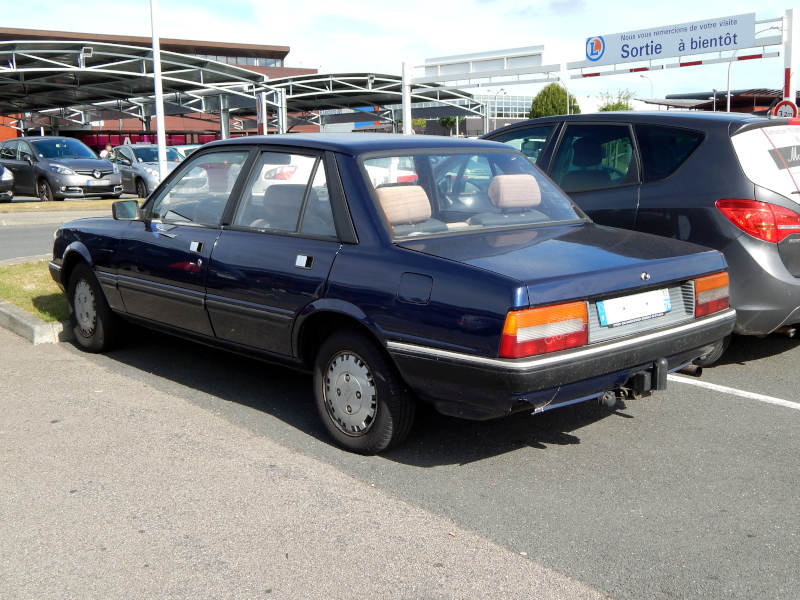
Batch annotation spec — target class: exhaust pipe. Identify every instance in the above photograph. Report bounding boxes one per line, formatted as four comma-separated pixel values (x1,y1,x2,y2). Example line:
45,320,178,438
775,326,797,338
679,364,703,377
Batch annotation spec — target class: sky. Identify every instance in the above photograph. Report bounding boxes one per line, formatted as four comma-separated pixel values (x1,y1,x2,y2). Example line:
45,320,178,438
2,0,794,104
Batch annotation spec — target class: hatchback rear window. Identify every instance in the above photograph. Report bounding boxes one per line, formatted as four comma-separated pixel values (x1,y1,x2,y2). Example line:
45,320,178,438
731,125,800,201
635,124,704,182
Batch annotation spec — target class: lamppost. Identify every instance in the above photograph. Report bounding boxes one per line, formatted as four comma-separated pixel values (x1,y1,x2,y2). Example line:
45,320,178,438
639,74,653,98
555,76,571,115
712,88,717,112
492,88,506,130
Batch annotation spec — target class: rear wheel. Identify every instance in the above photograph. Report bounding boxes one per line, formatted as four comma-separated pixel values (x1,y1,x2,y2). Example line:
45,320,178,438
38,179,54,202
313,331,415,454
693,335,731,367
135,178,148,199
67,263,118,352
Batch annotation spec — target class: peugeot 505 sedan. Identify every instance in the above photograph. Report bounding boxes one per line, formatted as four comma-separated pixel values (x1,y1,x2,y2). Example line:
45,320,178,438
49,134,735,453
485,113,800,363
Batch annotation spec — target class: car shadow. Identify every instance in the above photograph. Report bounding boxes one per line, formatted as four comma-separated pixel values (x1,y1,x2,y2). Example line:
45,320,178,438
714,332,800,366
32,294,70,323
91,326,625,467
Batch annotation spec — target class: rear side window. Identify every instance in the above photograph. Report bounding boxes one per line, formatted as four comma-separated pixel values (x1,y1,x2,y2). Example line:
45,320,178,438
635,124,704,182
550,124,637,193
731,125,800,200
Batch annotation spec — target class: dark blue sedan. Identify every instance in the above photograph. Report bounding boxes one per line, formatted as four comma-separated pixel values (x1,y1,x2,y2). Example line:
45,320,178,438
49,134,735,453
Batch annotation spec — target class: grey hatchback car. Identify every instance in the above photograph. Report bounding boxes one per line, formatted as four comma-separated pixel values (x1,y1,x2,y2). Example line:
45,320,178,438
484,113,800,363
109,144,181,198
0,136,122,201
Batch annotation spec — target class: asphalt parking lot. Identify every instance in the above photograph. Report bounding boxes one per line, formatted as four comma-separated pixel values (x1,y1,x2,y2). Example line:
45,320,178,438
2,206,799,599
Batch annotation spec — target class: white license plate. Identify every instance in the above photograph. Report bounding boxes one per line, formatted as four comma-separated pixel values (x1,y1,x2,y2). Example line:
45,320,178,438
86,179,107,186
597,288,672,327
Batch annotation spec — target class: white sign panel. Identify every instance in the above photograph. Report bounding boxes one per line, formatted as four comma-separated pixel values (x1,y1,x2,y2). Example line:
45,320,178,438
582,13,755,67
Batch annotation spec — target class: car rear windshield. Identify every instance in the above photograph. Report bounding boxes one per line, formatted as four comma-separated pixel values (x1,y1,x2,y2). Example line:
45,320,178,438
361,150,582,240
132,146,182,162
731,124,800,200
30,138,96,160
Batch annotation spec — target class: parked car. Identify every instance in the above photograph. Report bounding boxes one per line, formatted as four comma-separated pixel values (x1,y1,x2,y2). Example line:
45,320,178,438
0,136,122,201
170,144,202,159
0,163,13,202
484,113,800,363
49,134,735,453
109,144,182,198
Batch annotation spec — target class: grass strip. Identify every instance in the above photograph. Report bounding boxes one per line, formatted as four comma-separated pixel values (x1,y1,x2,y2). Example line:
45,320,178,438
0,260,69,323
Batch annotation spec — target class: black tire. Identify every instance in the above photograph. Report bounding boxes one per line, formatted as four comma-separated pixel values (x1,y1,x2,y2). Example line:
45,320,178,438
693,335,731,367
67,263,118,353
135,178,148,199
313,331,415,454
37,178,54,202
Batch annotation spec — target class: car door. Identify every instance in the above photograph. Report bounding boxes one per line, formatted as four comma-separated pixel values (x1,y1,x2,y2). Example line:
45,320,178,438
114,148,252,336
546,122,640,228
204,149,342,356
2,140,33,194
115,147,136,192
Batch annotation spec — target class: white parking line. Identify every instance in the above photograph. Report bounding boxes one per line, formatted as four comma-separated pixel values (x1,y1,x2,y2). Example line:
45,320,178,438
667,374,800,411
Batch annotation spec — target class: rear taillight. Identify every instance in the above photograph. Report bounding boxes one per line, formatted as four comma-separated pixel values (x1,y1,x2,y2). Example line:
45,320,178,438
694,272,729,317
499,301,588,358
716,199,800,243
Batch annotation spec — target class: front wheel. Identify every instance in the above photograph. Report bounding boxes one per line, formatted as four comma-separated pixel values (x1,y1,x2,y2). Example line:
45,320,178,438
313,331,415,454
135,178,148,199
38,179,54,202
67,263,118,352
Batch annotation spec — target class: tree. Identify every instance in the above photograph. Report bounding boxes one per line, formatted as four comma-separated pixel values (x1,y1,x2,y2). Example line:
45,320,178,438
439,116,458,135
598,90,634,112
529,83,581,118
412,118,427,131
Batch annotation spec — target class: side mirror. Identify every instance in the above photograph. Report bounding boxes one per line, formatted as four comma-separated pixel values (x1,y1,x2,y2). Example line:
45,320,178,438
119,157,132,166
112,199,141,220
25,155,35,165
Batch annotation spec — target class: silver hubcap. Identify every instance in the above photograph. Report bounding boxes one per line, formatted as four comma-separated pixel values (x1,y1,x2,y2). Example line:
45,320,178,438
324,351,377,436
74,280,97,337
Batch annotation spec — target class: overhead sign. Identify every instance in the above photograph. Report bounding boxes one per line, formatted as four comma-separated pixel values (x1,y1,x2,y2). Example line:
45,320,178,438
772,100,799,118
582,13,755,67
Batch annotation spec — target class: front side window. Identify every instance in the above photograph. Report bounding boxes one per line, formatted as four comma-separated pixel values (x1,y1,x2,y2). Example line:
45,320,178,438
130,146,182,163
362,150,582,240
491,124,555,164
149,150,249,226
30,138,96,160
233,152,336,237
17,142,33,162
550,124,637,193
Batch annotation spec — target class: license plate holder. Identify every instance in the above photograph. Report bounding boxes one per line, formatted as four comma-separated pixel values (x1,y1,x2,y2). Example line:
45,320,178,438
86,179,107,187
597,288,671,328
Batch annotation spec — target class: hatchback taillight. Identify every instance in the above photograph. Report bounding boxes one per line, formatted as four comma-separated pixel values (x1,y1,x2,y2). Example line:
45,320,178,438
716,199,800,243
499,301,588,358
694,272,729,317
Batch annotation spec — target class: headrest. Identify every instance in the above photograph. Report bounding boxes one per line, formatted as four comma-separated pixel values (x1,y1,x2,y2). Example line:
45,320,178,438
376,185,432,225
487,174,542,210
572,138,602,167
263,184,307,207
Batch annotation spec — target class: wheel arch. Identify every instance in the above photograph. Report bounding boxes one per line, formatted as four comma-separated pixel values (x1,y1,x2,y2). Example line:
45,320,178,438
294,300,386,368
60,242,93,288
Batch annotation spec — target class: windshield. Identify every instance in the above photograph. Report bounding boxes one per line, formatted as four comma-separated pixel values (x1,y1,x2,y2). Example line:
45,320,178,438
362,150,583,240
31,138,96,160
132,146,182,162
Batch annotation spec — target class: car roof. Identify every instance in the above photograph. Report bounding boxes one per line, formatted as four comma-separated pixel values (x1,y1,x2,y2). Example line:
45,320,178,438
202,133,508,154
487,111,778,136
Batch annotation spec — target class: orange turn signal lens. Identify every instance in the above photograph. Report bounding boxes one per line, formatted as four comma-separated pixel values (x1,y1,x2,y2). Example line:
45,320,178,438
500,301,588,358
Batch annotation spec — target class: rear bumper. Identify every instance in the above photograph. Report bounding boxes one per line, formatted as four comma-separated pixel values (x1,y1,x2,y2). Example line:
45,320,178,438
388,308,736,420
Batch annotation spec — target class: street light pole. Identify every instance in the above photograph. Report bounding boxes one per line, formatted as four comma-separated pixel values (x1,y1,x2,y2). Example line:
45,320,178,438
149,0,167,179
726,49,740,112
492,88,505,130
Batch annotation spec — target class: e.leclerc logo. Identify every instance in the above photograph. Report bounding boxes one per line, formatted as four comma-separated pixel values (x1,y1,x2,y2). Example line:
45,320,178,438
586,36,605,61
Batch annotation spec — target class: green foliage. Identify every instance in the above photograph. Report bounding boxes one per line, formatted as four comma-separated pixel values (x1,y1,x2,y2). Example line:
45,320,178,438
598,90,634,112
412,118,427,130
529,83,581,118
438,116,458,134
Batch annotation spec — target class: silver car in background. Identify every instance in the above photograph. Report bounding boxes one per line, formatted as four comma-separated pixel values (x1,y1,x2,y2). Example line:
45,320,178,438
110,144,182,198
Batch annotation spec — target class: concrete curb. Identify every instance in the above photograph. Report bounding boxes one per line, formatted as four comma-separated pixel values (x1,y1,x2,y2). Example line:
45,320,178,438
0,299,73,345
